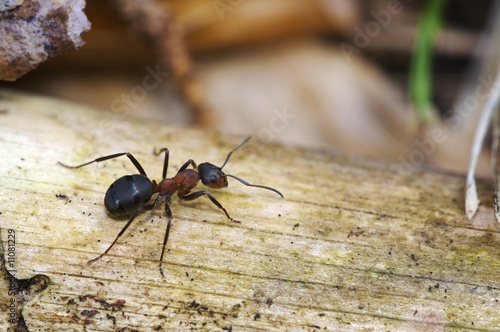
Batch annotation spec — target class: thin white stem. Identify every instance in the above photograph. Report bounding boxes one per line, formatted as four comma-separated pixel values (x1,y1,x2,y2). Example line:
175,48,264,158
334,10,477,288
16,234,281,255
466,69,500,220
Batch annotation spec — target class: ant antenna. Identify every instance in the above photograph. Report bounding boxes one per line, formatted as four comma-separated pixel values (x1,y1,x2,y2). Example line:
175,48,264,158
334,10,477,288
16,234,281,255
220,136,252,169
219,136,283,198
225,174,283,198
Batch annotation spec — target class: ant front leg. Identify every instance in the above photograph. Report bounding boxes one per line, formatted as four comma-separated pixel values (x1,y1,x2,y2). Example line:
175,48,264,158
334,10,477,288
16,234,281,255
59,152,148,177
179,191,240,223
178,159,197,172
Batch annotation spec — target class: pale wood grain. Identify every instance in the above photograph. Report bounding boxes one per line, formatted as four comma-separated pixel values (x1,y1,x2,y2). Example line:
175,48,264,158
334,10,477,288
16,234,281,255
1,89,500,331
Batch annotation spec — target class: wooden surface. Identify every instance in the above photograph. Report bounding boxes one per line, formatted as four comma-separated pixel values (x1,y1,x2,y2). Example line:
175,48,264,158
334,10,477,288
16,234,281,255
1,89,500,331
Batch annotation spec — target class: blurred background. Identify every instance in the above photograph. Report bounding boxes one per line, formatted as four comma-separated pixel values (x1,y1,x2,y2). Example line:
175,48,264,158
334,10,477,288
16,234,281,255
1,0,499,177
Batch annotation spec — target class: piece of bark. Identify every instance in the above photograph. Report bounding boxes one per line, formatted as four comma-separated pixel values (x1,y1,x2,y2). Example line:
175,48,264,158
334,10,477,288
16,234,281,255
0,0,90,81
1,89,500,330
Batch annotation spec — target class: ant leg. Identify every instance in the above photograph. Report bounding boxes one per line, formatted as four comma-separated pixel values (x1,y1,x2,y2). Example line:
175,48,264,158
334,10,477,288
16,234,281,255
178,159,197,172
153,147,197,179
88,196,164,264
154,148,169,179
159,201,173,277
59,152,147,176
88,209,141,264
180,191,240,223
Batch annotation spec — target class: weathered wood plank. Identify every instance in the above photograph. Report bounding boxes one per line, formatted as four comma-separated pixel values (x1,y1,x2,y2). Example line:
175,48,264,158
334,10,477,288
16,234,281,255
1,89,500,331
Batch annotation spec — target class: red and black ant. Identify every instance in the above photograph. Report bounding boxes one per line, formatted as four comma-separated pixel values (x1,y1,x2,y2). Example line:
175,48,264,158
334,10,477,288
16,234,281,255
59,137,283,275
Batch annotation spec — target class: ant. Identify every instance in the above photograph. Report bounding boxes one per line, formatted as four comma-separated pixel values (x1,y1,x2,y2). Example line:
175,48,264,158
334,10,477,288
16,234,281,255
59,136,283,275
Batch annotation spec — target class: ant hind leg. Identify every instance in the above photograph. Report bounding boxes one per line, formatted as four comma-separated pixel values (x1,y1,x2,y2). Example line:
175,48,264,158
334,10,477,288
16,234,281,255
87,208,141,264
87,198,162,264
59,152,148,176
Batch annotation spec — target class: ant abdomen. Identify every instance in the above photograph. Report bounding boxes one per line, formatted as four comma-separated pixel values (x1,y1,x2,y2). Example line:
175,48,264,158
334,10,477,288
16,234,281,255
104,175,153,216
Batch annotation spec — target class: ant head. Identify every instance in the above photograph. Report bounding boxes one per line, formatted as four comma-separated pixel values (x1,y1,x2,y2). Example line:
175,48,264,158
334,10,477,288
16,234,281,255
198,136,284,198
197,137,250,189
198,162,228,189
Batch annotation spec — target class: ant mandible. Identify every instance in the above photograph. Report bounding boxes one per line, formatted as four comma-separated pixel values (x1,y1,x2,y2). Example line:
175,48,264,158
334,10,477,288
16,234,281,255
58,136,283,275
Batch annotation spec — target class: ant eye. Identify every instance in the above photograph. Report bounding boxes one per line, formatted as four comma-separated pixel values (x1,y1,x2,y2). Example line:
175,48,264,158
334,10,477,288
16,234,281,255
209,175,217,183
